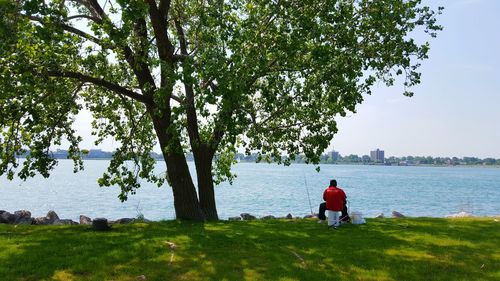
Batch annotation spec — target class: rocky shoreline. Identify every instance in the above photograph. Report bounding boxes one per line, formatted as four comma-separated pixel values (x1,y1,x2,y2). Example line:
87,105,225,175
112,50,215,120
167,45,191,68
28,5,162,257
0,209,147,226
1,209,487,227
0,209,314,226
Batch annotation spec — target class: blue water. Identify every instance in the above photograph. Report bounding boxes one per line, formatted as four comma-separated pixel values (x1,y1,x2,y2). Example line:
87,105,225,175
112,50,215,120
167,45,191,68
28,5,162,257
0,160,499,221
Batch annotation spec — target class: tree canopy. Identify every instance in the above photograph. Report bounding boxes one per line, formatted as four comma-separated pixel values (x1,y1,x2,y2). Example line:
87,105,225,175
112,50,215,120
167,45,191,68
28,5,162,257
0,0,442,220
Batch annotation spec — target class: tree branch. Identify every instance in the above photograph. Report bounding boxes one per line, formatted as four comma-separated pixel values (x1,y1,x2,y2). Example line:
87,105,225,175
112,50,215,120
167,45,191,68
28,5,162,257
208,99,235,156
133,17,149,63
27,15,102,45
159,0,172,21
29,13,157,96
121,46,157,94
66,14,101,22
146,0,176,107
170,94,182,103
173,54,190,62
86,0,106,21
174,18,188,55
46,70,152,104
174,18,201,146
146,0,174,62
77,0,158,95
68,0,104,23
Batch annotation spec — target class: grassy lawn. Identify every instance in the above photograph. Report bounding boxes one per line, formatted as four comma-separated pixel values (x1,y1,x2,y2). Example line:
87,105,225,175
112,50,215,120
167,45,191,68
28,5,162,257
0,218,499,281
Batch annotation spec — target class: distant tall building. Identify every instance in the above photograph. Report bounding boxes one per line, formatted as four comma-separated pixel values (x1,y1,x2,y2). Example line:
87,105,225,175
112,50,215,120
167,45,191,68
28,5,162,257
370,149,385,163
330,150,340,161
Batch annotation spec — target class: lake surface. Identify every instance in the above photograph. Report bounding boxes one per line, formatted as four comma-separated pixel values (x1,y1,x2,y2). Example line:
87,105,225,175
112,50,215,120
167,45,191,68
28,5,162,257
1,160,499,221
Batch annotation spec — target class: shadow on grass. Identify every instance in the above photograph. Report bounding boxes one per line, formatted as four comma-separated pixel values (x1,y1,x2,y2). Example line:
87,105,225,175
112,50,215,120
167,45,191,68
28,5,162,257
0,218,498,280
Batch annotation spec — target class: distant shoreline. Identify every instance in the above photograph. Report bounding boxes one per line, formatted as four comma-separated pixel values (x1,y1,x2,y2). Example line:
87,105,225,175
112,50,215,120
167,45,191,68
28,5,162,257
24,157,500,168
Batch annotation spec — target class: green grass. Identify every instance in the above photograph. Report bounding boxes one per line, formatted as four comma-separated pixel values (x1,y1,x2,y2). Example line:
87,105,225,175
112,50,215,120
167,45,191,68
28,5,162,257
0,218,499,281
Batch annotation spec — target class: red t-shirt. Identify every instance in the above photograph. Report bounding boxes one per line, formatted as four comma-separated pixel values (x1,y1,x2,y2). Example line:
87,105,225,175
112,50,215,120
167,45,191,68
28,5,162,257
323,186,346,211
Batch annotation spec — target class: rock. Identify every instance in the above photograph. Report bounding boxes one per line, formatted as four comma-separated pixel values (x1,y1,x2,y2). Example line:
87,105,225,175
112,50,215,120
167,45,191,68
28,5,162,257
46,210,60,223
261,215,276,220
445,211,474,218
392,211,405,218
16,217,35,225
115,218,135,224
0,211,9,223
14,210,31,219
13,210,32,224
34,217,51,225
35,211,61,225
375,213,385,219
303,214,316,219
228,216,241,221
54,219,78,225
240,213,256,220
79,215,92,225
136,275,147,281
285,213,293,219
92,218,110,231
0,211,18,224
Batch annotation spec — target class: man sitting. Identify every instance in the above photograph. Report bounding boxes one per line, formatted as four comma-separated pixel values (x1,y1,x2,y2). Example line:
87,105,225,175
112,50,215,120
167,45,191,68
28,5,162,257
322,179,347,229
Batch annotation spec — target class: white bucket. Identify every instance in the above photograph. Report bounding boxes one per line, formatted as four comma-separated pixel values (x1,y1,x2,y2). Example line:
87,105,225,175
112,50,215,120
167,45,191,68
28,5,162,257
350,211,366,224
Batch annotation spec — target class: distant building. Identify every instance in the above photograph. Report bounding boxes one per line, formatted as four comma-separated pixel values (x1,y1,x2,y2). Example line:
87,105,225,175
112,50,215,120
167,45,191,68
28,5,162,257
330,150,340,161
370,149,385,163
361,155,371,163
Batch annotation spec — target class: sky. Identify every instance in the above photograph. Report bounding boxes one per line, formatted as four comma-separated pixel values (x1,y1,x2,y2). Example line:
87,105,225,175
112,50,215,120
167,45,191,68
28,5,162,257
71,0,500,159
330,0,500,158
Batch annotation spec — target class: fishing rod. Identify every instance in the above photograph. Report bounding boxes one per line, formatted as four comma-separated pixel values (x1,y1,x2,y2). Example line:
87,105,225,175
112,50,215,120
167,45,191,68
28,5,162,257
304,174,313,215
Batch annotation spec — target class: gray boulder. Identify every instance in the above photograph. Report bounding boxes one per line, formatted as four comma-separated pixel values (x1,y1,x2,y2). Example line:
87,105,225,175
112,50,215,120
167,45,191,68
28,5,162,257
0,211,18,224
392,211,405,218
240,213,256,220
34,217,51,225
14,210,31,219
33,210,61,225
0,211,9,223
285,213,293,219
115,218,135,224
79,215,92,225
14,210,32,224
16,217,35,225
375,213,385,219
46,210,60,223
261,215,276,220
55,219,78,225
228,216,241,221
92,218,110,231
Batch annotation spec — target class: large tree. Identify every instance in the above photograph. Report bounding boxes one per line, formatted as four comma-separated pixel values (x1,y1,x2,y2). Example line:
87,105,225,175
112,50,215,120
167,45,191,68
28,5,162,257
0,0,441,220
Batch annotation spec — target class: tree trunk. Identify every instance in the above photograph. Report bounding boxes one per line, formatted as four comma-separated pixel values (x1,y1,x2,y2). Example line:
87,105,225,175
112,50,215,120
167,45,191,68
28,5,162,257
194,147,218,220
150,111,204,221
165,152,204,220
